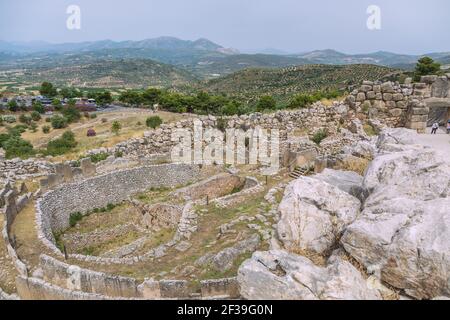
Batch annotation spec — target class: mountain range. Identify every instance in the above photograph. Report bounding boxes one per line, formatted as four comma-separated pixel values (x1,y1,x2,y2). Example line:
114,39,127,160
0,37,449,93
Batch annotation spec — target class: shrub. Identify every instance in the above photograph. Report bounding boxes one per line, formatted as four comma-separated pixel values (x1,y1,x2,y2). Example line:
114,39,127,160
32,102,45,114
111,121,122,135
2,115,16,123
0,117,3,126
216,117,228,132
89,152,109,163
146,116,163,129
29,122,38,132
61,105,81,123
30,111,42,121
90,113,97,119
101,118,108,123
2,136,35,159
7,125,27,136
19,114,32,125
69,212,83,227
114,151,123,158
50,115,68,129
7,100,19,112
42,125,51,134
256,96,277,112
87,128,96,137
312,129,328,145
45,131,77,156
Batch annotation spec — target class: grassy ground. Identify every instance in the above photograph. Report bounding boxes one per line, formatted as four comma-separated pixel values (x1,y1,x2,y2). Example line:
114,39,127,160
1,109,188,161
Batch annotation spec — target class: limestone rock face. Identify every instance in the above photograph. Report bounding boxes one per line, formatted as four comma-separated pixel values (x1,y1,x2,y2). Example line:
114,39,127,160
237,250,381,300
277,177,360,255
312,169,367,201
342,128,450,299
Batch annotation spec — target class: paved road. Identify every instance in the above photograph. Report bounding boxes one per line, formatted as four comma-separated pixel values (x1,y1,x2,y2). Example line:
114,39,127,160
415,127,450,161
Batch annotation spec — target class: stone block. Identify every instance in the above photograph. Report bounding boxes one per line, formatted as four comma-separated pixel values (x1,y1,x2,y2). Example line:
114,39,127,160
396,101,407,109
55,163,74,183
159,280,190,298
360,85,372,92
411,107,430,115
138,279,161,299
373,85,381,93
383,93,393,101
409,115,428,122
420,75,437,84
381,82,394,93
200,278,240,298
393,93,404,102
389,108,403,117
80,158,96,177
366,91,376,100
356,92,366,102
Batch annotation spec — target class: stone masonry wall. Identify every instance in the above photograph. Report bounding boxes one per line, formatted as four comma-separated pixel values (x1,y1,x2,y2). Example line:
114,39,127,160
35,254,240,300
37,163,200,247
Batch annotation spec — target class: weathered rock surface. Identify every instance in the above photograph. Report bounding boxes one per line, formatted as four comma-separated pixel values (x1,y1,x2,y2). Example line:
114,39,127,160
312,169,366,201
342,128,450,299
238,250,381,300
277,177,360,255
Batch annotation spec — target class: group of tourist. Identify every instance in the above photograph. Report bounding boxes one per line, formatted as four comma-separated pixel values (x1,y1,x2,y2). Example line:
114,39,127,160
430,120,450,134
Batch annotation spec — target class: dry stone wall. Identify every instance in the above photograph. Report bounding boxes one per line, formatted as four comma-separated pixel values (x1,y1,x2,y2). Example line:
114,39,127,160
34,254,240,300
37,163,200,248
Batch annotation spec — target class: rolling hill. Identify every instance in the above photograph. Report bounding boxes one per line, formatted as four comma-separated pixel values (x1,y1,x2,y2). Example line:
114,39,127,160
196,64,399,102
13,58,198,88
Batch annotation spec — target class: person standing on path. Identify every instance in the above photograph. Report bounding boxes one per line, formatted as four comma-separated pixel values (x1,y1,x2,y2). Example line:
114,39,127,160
431,122,439,134
447,120,450,134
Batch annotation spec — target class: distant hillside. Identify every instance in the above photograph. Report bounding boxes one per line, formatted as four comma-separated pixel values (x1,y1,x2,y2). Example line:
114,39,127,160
14,58,198,88
197,64,398,102
184,54,310,78
289,49,450,69
0,37,237,54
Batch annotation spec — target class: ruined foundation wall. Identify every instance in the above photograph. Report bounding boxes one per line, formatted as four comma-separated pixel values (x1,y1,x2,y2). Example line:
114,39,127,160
37,163,200,246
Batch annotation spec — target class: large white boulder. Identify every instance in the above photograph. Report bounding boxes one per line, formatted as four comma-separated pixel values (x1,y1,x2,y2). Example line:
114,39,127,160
342,128,450,299
277,177,360,255
237,250,381,300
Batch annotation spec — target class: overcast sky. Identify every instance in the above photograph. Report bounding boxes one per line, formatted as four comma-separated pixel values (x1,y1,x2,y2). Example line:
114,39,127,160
0,0,449,54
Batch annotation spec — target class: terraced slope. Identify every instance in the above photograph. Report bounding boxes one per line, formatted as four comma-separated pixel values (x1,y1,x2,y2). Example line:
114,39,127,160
199,64,399,101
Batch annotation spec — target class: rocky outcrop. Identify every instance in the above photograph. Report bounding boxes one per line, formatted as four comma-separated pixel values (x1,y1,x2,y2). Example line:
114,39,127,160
312,169,366,202
238,250,381,300
277,177,360,255
341,128,450,299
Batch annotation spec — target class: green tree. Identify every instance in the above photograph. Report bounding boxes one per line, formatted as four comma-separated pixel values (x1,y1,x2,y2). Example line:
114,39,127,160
89,91,113,106
414,57,441,81
39,82,57,97
119,90,143,106
7,100,19,112
30,111,42,122
142,88,162,106
19,114,32,125
221,101,241,116
146,116,163,129
50,115,68,129
288,94,314,109
32,101,45,114
256,95,277,112
111,121,122,135
61,105,81,123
